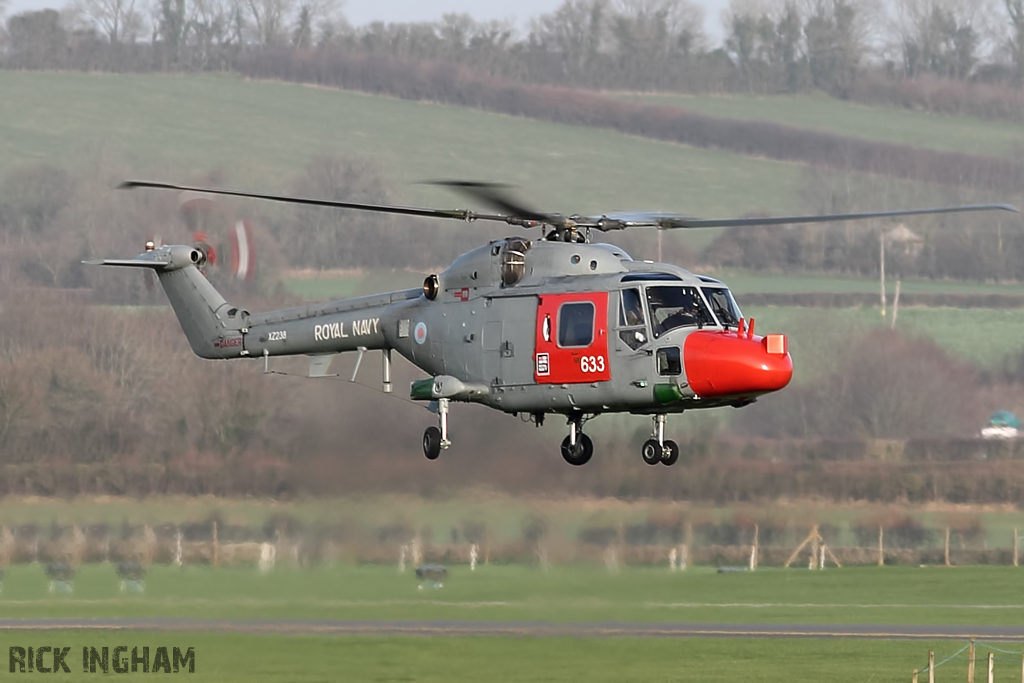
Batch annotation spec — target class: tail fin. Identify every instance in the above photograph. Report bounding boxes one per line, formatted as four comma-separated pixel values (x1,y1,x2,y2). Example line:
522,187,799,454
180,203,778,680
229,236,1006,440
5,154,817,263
85,245,249,359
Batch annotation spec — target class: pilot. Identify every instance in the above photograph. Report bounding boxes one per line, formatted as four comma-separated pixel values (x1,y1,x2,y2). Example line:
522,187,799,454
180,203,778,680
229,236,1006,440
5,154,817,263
622,290,644,326
663,291,701,330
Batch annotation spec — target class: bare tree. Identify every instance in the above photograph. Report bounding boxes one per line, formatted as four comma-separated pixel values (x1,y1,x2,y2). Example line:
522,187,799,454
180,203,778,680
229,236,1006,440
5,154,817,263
608,0,706,87
66,0,144,42
291,0,338,47
530,0,610,82
245,0,292,45
889,0,999,77
1003,0,1024,81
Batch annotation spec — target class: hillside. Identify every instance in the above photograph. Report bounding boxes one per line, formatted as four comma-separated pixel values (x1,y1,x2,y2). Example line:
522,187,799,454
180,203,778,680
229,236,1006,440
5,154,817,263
614,92,1024,160
0,71,810,226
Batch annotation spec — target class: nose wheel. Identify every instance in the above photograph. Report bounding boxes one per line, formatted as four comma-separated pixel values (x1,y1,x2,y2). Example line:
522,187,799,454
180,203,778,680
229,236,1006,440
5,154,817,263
642,415,679,466
560,416,593,466
423,398,452,460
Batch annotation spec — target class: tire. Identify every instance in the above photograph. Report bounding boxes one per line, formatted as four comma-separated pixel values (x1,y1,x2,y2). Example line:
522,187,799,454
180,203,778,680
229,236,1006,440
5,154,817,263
561,433,594,466
423,426,442,460
641,439,662,465
662,440,680,466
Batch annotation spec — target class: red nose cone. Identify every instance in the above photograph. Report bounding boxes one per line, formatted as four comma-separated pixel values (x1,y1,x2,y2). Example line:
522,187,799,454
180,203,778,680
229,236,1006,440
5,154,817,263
683,330,793,399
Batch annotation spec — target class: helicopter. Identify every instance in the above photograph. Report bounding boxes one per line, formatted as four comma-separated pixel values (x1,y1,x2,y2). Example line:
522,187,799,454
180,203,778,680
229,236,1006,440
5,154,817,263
87,180,1018,466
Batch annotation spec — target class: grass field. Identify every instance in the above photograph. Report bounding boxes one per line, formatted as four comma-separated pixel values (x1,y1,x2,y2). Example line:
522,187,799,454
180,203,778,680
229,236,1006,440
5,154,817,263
0,72,813,226
3,564,1024,626
0,630,963,683
614,91,1024,160
744,305,1024,369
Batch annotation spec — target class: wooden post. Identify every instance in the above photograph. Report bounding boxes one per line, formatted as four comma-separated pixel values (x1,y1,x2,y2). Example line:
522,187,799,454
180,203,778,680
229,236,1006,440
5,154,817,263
810,525,820,570
944,527,950,567
987,651,994,683
891,280,901,329
212,520,219,569
928,649,934,683
968,638,976,683
1014,528,1019,567
880,229,886,317
912,669,918,683
749,524,759,572
879,526,885,566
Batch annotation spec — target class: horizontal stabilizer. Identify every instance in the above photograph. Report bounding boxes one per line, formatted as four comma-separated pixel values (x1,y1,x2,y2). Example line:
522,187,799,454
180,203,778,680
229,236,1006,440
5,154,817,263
83,245,203,272
82,257,171,269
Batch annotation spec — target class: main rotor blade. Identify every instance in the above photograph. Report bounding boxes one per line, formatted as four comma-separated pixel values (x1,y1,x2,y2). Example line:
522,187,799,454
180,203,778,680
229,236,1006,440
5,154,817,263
119,180,527,225
428,180,556,224
591,204,1019,230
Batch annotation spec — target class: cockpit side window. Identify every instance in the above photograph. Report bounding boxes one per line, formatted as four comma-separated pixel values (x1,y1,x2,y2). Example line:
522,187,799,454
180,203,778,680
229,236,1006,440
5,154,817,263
702,287,742,328
646,286,715,338
617,288,648,350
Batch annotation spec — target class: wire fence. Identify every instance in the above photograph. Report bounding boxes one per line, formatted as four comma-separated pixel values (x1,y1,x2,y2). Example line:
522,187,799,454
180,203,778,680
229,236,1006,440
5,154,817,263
913,641,1024,683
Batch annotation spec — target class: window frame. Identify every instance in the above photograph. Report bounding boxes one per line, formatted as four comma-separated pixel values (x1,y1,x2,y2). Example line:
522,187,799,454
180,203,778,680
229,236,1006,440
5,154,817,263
556,301,596,349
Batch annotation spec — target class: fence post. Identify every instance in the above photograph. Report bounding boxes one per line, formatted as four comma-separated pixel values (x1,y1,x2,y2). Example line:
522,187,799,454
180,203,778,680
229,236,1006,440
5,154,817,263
988,652,993,683
912,669,918,683
929,649,935,683
944,527,950,567
879,526,885,566
749,523,759,572
969,638,976,683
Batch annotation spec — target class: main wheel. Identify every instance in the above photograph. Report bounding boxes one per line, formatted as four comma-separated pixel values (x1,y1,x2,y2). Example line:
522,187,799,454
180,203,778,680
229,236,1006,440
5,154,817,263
641,439,662,465
661,440,680,466
423,426,442,460
561,433,594,466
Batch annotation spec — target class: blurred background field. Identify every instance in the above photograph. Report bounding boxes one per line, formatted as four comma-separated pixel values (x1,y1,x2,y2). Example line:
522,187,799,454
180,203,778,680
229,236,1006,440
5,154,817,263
4,561,1024,625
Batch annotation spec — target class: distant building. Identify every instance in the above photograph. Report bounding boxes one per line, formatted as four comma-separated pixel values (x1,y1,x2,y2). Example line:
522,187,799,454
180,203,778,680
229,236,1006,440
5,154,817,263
884,224,925,258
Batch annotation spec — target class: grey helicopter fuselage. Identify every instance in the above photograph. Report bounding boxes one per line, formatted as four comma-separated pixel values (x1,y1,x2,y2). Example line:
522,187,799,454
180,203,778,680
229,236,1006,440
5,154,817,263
169,236,792,417
94,178,1017,466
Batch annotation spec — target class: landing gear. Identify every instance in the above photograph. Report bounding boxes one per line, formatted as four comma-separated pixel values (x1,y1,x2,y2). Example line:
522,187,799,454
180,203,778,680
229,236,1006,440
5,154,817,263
423,427,442,460
560,416,593,466
642,415,680,466
561,434,593,466
641,439,662,465
422,398,452,460
662,440,679,466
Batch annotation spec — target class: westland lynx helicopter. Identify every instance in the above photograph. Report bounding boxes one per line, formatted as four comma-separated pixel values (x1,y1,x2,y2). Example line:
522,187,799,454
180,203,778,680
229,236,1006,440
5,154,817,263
89,180,1017,466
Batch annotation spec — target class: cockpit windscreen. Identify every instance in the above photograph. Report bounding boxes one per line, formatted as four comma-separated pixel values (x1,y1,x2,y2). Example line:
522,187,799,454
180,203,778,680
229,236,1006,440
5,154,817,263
702,287,743,328
646,286,715,338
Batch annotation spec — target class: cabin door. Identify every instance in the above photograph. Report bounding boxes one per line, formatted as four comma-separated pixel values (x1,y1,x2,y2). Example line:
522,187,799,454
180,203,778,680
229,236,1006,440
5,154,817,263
534,292,611,384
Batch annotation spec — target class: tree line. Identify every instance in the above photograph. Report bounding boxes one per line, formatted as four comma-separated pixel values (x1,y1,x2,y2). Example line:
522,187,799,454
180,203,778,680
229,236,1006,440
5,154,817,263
3,0,1024,113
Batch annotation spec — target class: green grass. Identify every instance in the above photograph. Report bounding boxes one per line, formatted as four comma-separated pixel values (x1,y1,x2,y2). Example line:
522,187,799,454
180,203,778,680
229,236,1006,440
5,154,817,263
744,305,1024,369
4,564,1024,626
719,270,1024,296
614,91,1024,159
0,631,964,683
0,72,810,227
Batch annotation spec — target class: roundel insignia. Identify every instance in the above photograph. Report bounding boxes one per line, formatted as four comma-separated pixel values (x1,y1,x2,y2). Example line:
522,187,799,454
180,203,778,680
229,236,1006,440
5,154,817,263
414,322,428,345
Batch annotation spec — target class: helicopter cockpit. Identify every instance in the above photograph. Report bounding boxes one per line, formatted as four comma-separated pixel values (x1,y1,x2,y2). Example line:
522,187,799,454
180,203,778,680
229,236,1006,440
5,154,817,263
616,275,745,350
646,286,716,338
